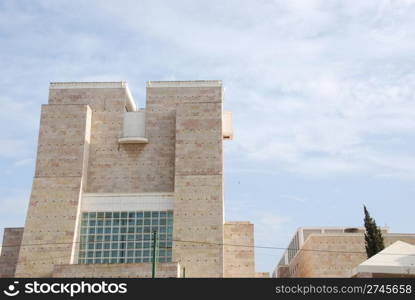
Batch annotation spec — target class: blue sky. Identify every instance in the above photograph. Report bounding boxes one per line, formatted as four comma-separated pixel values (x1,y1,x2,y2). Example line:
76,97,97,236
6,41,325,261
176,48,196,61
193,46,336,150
1,0,415,273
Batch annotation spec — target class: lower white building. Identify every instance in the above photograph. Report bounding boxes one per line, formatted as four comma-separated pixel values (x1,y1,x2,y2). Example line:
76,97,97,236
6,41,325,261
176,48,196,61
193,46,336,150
353,241,415,278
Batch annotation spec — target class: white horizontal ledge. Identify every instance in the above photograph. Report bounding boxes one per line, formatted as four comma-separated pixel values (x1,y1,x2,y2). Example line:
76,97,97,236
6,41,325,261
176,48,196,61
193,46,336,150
84,192,174,197
81,193,175,212
50,81,128,89
118,137,148,144
147,80,222,88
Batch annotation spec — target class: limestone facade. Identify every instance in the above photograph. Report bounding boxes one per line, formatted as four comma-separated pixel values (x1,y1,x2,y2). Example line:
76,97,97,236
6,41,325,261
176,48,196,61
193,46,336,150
0,228,24,277
255,272,270,278
224,222,255,278
275,227,415,278
3,80,256,278
53,262,180,278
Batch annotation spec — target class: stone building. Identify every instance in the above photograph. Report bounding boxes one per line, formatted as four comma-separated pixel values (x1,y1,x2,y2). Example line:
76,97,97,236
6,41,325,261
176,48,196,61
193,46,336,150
274,227,415,278
0,80,257,278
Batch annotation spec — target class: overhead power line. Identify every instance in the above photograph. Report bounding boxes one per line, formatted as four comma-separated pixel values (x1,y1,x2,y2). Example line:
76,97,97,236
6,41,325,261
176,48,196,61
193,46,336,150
1,238,414,257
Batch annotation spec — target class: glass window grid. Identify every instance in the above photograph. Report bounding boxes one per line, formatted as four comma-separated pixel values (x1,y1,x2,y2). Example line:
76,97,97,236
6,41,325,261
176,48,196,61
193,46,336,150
79,210,173,264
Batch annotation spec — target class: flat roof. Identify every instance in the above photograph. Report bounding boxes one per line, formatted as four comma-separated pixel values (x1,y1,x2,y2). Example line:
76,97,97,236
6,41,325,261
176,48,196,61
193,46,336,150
49,81,129,89
146,80,222,88
49,81,136,112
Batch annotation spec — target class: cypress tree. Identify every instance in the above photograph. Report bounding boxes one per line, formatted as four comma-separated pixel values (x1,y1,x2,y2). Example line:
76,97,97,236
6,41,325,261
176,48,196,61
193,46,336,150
363,205,385,258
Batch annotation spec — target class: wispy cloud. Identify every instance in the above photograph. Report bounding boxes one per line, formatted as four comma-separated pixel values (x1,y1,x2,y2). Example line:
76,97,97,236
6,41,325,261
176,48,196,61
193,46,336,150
1,0,415,272
279,195,308,204
0,139,29,159
255,213,291,244
13,158,34,168
0,188,29,242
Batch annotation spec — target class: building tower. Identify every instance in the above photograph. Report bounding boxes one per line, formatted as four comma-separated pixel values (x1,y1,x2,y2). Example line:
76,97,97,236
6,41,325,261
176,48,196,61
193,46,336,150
1,80,256,278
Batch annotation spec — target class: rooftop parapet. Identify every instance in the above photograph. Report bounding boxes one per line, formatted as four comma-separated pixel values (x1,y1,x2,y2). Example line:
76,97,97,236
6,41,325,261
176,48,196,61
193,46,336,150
49,81,137,112
146,80,222,87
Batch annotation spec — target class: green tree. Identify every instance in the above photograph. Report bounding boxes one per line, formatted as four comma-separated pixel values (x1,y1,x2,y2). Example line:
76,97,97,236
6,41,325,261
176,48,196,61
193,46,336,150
363,205,385,258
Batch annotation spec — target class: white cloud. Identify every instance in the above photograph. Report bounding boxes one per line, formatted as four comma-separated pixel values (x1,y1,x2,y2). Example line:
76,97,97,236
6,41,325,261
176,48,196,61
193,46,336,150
0,97,38,159
13,158,34,168
1,0,415,273
0,139,29,159
91,0,415,178
1,1,414,180
279,195,308,204
0,188,29,215
0,188,29,242
255,213,291,248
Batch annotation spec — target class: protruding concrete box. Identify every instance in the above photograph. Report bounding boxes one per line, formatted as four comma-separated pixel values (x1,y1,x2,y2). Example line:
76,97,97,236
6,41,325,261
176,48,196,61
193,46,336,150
223,111,233,140
119,110,148,144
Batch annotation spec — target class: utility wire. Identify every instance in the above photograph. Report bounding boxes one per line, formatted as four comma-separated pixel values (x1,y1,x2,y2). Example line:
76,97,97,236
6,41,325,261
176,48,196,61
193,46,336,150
1,238,414,257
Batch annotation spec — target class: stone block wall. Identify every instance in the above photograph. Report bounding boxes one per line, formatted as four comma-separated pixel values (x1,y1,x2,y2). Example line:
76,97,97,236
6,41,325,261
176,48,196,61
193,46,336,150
255,272,270,278
287,234,415,277
0,228,24,277
53,263,180,278
169,85,224,278
9,81,253,278
224,222,255,277
49,86,175,194
15,104,91,277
